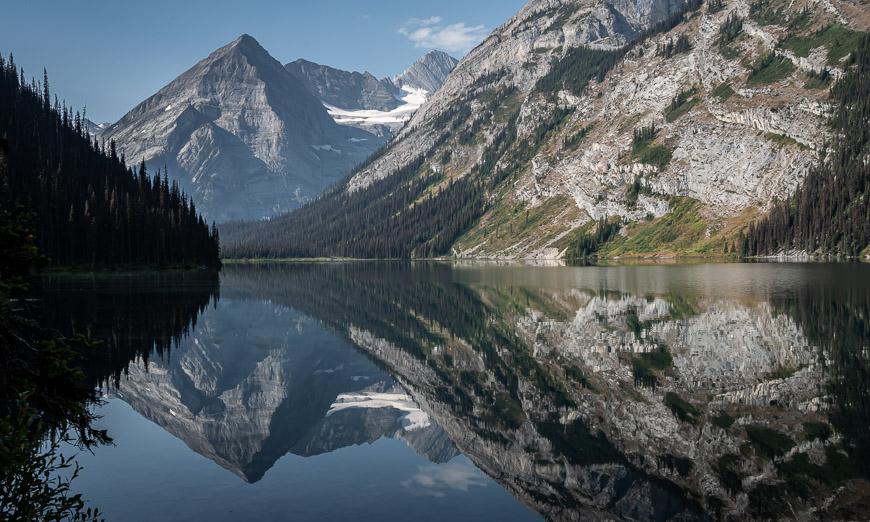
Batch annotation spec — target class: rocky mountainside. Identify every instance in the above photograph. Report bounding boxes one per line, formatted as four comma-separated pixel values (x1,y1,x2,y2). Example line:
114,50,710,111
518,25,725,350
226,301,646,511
394,49,460,93
101,34,385,222
221,0,868,259
287,51,459,138
285,59,402,111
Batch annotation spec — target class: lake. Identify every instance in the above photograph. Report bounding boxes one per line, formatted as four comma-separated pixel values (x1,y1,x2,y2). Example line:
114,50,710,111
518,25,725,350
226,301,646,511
43,262,870,521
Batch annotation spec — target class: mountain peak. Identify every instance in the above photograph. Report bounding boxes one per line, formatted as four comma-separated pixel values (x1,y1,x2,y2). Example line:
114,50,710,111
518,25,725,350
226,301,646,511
395,50,459,94
231,33,259,47
220,33,271,61
102,33,384,222
422,49,457,62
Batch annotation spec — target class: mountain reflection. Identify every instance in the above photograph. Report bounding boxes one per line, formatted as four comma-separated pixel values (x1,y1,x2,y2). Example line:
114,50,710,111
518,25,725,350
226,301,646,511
43,263,870,520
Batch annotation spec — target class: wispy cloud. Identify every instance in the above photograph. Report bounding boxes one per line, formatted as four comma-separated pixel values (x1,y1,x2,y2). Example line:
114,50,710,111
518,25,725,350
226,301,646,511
398,16,487,54
402,461,489,498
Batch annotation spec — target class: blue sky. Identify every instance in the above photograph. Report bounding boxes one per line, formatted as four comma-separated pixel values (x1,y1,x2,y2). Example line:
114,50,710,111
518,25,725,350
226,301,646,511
4,0,525,123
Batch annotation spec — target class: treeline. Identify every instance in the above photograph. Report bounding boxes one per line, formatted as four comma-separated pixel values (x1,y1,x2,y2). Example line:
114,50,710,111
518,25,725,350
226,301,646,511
0,54,220,268
745,35,870,256
222,150,486,258
566,217,621,260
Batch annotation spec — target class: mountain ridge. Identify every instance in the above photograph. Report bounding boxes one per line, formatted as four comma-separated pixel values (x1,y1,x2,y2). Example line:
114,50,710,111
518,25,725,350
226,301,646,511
102,34,385,222
221,0,868,260
287,50,459,137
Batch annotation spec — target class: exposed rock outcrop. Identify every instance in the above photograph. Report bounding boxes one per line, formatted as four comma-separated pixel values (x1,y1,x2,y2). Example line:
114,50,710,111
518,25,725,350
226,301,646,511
102,34,385,222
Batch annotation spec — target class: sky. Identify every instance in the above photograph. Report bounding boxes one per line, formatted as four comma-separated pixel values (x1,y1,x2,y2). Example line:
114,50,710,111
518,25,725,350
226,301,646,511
4,0,526,123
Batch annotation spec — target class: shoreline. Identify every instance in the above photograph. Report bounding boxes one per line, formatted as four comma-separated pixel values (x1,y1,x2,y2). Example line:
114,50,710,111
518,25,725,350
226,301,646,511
221,255,869,264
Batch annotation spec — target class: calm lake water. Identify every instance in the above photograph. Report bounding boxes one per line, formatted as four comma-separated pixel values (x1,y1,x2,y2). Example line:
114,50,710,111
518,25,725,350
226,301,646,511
43,262,870,521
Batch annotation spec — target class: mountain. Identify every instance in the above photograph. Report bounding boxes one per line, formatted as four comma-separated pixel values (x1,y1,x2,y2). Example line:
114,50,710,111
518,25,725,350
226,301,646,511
285,59,402,111
286,51,458,137
102,34,386,222
221,0,869,260
0,53,220,268
394,49,459,93
83,118,109,137
285,51,457,138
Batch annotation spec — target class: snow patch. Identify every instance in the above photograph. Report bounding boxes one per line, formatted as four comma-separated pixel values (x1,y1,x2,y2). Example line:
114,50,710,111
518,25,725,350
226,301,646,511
326,86,430,128
327,391,431,431
311,144,342,154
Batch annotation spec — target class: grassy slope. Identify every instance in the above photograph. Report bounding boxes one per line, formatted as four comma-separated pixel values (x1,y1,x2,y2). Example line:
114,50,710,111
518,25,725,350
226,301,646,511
455,193,584,256
598,197,760,258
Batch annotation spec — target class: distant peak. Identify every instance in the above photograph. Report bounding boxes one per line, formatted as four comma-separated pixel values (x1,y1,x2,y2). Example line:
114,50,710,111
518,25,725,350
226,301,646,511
224,33,269,56
233,33,258,45
423,49,457,62
394,50,459,93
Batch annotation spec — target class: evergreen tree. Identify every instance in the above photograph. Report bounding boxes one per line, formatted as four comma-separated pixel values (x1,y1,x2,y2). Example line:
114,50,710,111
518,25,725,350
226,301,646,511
0,58,220,268
746,35,870,257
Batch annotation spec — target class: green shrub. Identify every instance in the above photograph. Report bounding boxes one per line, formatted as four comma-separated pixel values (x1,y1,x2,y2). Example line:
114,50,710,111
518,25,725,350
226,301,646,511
664,392,700,424
631,124,673,169
563,124,593,149
783,24,863,63
566,217,620,259
663,87,700,122
712,412,736,429
749,0,787,26
712,82,735,101
802,421,832,441
747,52,795,85
719,13,744,46
746,425,795,458
715,453,744,493
804,67,832,89
633,346,673,388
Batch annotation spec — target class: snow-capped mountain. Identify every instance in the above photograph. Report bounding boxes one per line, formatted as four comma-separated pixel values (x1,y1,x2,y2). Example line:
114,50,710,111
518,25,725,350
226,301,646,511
286,50,458,137
83,118,109,137
102,34,385,222
284,59,403,112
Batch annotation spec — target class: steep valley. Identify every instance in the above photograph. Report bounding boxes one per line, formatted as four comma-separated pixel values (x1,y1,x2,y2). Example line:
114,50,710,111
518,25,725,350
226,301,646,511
221,0,868,260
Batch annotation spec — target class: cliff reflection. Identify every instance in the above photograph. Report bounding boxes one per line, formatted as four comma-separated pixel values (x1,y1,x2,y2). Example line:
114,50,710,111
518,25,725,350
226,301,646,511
45,263,870,521
221,262,869,521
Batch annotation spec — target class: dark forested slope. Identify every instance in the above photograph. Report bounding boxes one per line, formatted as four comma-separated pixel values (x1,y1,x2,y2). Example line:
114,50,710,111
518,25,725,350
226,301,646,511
746,35,870,257
0,54,220,268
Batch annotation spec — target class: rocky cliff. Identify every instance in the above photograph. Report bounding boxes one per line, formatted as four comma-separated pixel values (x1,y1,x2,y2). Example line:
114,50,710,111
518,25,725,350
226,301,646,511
223,0,867,259
287,51,459,138
102,34,385,222
285,59,402,111
363,0,866,258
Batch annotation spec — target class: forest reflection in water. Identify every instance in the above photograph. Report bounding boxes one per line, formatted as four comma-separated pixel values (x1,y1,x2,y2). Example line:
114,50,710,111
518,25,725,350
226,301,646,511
42,262,870,521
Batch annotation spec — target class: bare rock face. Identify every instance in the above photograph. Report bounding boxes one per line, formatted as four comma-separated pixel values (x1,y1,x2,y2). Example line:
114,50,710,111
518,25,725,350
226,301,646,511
394,50,460,94
285,59,403,112
102,34,385,222
347,0,692,193
288,51,459,138
338,0,866,259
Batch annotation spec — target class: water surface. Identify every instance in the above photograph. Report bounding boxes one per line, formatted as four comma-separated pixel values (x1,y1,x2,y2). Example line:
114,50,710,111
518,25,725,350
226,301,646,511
44,262,870,521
